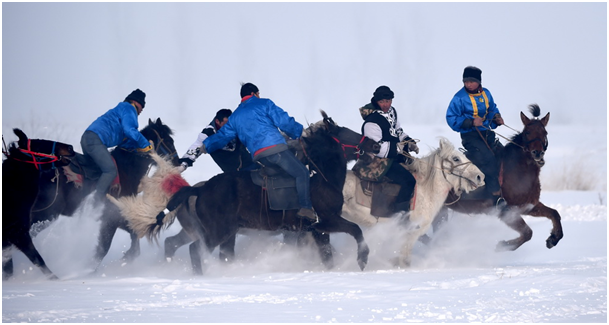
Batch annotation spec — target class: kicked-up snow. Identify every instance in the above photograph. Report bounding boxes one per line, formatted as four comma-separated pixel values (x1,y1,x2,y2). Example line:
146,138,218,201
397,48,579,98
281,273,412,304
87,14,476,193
2,191,606,323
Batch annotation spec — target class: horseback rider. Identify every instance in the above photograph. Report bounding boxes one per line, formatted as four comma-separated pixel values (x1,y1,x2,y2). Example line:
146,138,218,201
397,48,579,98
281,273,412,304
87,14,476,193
81,88,152,204
200,82,318,222
446,66,504,202
178,108,253,173
353,85,419,215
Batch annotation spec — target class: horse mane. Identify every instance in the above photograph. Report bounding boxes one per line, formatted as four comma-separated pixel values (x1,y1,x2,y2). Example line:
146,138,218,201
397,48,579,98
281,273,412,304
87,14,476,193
140,118,174,139
302,125,347,187
409,137,455,187
506,104,542,149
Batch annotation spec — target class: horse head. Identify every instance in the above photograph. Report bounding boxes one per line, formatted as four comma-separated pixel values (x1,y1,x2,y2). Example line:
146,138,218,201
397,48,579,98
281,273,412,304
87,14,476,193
519,104,549,164
317,110,380,162
10,128,75,169
416,137,484,195
140,118,179,166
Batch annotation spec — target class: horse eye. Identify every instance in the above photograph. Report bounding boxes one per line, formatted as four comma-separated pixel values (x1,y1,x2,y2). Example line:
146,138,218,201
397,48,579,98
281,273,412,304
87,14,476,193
452,156,460,162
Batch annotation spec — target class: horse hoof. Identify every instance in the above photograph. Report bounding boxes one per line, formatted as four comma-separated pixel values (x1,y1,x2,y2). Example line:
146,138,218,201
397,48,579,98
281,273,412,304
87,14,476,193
357,254,368,271
546,236,558,249
48,274,59,281
496,240,518,252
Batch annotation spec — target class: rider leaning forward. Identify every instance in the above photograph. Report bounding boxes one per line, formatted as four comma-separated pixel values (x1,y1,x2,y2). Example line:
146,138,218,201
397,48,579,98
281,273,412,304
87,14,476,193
353,85,419,215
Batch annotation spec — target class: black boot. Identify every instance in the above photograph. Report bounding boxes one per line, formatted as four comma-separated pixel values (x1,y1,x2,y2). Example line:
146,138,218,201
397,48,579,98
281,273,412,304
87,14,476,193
297,208,319,223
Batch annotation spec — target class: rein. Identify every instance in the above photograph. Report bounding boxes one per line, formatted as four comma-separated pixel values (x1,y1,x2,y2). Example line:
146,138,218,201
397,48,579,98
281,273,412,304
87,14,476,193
31,168,61,212
299,137,329,183
400,150,478,205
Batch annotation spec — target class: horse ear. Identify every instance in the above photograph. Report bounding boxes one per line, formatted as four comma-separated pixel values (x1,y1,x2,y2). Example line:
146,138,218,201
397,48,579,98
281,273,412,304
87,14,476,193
320,110,328,120
13,128,28,147
540,112,550,127
156,118,163,126
148,118,154,126
520,111,531,125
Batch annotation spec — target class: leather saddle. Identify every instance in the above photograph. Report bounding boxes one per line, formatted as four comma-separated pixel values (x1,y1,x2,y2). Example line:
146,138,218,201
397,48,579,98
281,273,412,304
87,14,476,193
354,176,401,218
63,152,120,195
250,163,300,211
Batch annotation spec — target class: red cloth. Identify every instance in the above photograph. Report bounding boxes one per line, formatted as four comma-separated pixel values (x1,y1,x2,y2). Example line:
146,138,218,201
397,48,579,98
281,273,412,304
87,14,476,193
161,174,189,195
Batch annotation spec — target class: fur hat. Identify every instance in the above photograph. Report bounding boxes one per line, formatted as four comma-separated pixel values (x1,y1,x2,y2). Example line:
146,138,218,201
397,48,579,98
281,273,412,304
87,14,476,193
371,85,394,103
125,89,146,108
462,66,482,84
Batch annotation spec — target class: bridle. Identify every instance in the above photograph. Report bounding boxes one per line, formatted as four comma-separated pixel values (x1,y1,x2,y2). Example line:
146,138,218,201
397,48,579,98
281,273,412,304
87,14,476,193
150,129,178,159
331,135,367,160
10,139,68,170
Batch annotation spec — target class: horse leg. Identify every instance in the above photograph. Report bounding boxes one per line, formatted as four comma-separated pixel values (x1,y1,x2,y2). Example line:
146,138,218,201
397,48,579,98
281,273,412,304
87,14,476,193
526,202,563,249
10,234,57,280
2,242,14,280
314,216,370,271
164,228,193,262
93,217,119,267
121,229,140,262
418,206,450,246
311,231,334,270
218,234,236,263
496,207,533,251
189,240,204,275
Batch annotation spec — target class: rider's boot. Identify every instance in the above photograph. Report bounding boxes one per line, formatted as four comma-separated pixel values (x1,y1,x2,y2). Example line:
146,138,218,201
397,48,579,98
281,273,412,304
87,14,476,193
297,207,319,223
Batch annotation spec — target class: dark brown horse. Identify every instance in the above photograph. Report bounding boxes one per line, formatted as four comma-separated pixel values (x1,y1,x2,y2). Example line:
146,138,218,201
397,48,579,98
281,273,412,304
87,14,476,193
136,112,380,275
29,118,179,272
3,129,75,280
438,104,562,251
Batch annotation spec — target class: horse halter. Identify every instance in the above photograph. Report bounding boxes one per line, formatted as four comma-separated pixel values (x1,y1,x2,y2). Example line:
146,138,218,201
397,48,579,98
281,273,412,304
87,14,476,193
14,139,65,170
440,156,478,192
151,129,178,159
331,135,367,160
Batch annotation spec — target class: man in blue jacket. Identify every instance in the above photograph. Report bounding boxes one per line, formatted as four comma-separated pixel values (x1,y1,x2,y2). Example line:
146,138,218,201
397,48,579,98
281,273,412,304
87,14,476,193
81,88,152,204
202,83,318,222
446,66,504,201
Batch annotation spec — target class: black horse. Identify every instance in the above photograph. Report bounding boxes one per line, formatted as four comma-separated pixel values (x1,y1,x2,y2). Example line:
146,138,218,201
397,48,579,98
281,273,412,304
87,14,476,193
437,104,562,251
3,128,75,280
30,118,179,271
145,112,380,275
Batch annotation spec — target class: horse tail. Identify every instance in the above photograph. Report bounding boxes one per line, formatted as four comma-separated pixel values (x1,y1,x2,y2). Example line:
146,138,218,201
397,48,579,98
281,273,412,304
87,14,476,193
145,185,199,241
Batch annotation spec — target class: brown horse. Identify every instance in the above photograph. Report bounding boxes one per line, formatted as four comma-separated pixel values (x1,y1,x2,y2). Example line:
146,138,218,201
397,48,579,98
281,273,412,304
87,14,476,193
438,104,562,251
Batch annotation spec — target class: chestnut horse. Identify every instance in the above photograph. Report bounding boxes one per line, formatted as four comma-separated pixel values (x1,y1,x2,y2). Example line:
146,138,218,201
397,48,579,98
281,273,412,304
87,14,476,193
439,104,563,251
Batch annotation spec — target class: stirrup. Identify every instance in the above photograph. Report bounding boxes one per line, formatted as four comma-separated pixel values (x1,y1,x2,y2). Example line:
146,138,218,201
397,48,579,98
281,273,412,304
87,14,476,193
494,196,507,209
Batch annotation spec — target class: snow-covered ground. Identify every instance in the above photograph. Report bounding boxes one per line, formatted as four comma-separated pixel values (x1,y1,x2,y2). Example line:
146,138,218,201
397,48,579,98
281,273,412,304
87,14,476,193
2,186,606,322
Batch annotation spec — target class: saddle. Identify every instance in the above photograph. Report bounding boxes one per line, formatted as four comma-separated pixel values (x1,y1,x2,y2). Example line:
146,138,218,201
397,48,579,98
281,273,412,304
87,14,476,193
250,163,301,211
354,176,401,218
63,152,121,196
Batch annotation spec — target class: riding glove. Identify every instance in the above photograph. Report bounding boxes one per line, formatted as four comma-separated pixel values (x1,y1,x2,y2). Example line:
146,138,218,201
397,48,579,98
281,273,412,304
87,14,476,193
137,144,152,153
179,158,194,169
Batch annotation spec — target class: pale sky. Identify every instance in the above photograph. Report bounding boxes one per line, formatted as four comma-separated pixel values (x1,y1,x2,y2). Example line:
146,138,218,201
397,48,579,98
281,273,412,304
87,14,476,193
2,2,607,145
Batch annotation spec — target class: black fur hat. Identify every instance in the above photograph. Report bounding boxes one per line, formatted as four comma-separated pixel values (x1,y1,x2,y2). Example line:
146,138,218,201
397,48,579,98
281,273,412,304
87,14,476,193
124,89,146,108
462,66,482,84
371,85,394,103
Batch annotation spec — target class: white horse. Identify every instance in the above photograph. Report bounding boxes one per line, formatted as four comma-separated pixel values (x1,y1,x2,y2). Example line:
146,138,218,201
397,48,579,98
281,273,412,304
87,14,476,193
341,137,485,267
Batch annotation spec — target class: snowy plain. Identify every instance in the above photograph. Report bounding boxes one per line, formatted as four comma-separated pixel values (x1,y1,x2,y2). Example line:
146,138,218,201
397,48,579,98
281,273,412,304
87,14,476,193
2,121,607,323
